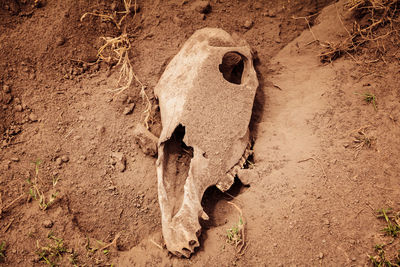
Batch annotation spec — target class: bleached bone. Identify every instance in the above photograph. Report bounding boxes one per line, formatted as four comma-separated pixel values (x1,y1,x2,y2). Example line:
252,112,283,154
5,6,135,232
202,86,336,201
154,28,258,257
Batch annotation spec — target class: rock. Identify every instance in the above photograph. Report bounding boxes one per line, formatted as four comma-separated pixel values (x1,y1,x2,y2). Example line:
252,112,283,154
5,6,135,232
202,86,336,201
111,152,126,172
29,113,38,122
56,36,66,46
55,157,63,166
132,124,158,157
98,126,106,135
243,19,253,29
4,94,13,104
192,0,211,14
318,252,324,259
123,103,135,115
14,97,21,104
173,15,184,26
116,94,128,104
43,219,53,228
237,168,259,185
254,2,263,10
10,157,20,162
266,9,277,17
61,155,69,163
3,84,11,93
15,104,23,112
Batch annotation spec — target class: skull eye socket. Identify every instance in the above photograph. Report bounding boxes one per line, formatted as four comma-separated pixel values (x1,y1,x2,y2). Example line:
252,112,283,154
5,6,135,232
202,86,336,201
219,52,245,85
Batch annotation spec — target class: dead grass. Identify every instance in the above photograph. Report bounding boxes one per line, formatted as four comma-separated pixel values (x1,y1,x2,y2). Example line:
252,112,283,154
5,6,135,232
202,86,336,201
351,126,376,157
81,0,153,128
27,159,58,211
320,0,400,63
80,0,136,30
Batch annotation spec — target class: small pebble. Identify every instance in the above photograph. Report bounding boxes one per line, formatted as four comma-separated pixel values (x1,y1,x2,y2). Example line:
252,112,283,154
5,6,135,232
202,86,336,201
56,36,66,46
15,104,23,112
117,94,128,104
10,157,20,162
43,219,53,228
266,9,277,17
3,84,11,93
55,157,63,166
318,252,324,259
123,103,135,115
4,94,13,104
14,97,21,104
98,126,106,135
244,19,253,29
61,155,69,163
192,0,211,14
29,113,38,122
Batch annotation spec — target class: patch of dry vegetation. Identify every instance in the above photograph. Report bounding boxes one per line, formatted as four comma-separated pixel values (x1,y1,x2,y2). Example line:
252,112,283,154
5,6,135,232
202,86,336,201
320,0,400,63
81,0,152,128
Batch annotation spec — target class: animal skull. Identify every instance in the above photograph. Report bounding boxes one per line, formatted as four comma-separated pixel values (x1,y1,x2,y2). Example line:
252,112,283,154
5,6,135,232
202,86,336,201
154,28,258,257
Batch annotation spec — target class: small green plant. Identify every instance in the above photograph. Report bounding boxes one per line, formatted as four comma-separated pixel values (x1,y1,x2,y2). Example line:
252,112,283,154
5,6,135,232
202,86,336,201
0,241,6,262
27,159,59,210
69,251,78,266
369,208,400,266
369,243,400,267
226,202,246,254
85,234,120,256
378,208,400,237
355,92,377,110
36,233,68,266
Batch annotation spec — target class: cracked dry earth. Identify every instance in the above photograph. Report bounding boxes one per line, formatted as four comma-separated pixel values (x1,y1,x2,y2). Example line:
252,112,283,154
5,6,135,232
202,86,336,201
1,0,400,266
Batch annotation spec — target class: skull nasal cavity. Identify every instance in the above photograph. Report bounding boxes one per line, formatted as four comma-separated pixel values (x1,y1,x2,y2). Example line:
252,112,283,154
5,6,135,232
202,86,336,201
163,124,193,217
219,52,245,85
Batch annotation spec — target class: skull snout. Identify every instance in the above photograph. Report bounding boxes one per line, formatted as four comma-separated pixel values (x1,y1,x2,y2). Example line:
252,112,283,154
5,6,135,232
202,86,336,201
165,222,201,258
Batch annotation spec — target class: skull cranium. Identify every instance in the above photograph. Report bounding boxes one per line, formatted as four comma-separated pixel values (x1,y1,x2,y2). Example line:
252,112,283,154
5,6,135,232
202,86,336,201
154,28,258,257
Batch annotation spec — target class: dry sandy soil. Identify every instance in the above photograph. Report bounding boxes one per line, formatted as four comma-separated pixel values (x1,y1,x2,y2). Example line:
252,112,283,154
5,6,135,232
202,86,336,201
1,0,400,266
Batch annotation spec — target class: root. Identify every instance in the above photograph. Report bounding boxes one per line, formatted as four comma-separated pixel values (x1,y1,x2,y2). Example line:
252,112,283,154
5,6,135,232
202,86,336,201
82,0,152,128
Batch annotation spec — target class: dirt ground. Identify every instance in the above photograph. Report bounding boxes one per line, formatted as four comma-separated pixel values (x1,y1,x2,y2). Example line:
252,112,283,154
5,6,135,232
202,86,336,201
1,0,400,266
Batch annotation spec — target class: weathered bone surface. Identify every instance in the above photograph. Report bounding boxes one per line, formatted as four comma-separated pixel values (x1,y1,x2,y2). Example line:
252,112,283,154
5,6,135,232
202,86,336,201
154,28,258,257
